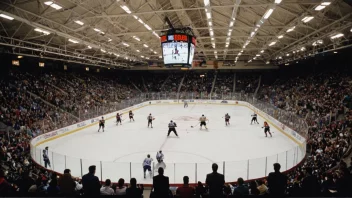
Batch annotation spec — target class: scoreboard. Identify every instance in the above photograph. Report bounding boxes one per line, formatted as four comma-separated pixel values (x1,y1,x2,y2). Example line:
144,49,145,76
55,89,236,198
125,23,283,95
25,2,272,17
160,33,196,67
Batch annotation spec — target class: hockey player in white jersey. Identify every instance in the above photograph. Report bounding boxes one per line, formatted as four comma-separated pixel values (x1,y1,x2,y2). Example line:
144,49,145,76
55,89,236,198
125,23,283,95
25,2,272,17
156,150,164,163
143,154,153,179
147,113,154,128
199,115,208,129
184,100,188,108
155,151,166,172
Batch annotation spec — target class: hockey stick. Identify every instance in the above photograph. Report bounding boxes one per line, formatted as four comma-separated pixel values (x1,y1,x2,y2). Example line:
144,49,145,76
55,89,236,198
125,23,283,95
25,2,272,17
190,122,200,128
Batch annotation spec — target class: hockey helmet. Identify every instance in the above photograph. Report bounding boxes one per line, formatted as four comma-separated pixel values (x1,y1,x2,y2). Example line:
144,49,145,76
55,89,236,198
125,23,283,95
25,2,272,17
202,114,204,116
170,120,173,122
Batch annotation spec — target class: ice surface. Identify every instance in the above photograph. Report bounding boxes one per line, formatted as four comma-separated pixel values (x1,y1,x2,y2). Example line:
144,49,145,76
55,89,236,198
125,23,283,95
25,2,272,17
37,103,300,184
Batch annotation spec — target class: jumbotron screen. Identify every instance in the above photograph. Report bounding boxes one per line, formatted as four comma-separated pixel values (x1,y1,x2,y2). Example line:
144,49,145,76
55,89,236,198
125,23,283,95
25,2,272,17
160,34,196,66
162,42,189,64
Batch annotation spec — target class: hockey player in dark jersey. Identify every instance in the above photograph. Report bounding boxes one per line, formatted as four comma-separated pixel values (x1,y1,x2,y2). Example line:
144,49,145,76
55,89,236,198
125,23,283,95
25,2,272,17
167,120,178,137
147,113,153,128
129,110,134,122
262,121,272,137
251,112,259,124
184,100,188,108
98,117,105,132
224,113,231,126
116,113,122,125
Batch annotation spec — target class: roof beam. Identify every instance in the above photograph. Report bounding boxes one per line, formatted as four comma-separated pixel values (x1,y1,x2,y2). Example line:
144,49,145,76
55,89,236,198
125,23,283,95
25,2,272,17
81,2,321,20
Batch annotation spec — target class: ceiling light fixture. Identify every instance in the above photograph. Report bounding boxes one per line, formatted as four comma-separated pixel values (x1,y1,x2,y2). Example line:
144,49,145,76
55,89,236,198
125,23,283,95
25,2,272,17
68,39,79,43
269,41,276,46
301,16,314,23
331,33,344,39
120,5,132,14
34,28,50,35
263,9,274,19
74,20,84,25
315,5,326,11
287,26,295,32
133,36,140,41
0,14,14,20
44,1,62,10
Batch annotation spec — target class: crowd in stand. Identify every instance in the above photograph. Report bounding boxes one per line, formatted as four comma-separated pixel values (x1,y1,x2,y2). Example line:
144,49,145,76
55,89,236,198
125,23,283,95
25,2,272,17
258,72,352,196
1,68,352,197
212,73,234,95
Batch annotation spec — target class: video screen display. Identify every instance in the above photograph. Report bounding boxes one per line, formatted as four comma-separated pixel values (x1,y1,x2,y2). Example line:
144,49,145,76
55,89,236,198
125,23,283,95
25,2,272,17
162,42,189,64
189,43,195,64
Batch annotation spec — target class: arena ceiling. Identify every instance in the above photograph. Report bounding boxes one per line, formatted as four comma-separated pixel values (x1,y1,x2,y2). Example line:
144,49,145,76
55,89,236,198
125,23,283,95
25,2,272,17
0,0,351,68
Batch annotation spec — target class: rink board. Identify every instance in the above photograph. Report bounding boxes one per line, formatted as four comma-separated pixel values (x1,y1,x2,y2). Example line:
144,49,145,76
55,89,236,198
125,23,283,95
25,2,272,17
30,100,307,184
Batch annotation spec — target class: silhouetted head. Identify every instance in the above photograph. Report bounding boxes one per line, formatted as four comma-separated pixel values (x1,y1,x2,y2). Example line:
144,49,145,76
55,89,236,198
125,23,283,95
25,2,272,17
212,163,218,173
89,165,96,174
158,167,164,175
105,179,111,186
273,163,281,172
183,176,189,185
237,178,244,186
130,178,137,187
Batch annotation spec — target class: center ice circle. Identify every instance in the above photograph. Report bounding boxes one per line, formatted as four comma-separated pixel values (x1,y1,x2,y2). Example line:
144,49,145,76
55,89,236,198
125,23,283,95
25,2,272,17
33,102,305,184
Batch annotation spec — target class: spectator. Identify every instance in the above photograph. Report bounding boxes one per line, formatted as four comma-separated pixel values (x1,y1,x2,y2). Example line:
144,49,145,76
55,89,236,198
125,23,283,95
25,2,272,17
195,181,207,198
205,163,225,198
47,177,60,195
0,169,13,196
176,176,195,198
152,167,170,198
100,179,114,195
28,177,45,196
58,169,76,196
301,167,320,196
18,171,35,195
115,178,127,195
321,174,335,196
233,177,249,196
82,165,100,196
288,182,303,196
249,180,259,195
257,179,268,195
126,178,143,198
267,163,287,196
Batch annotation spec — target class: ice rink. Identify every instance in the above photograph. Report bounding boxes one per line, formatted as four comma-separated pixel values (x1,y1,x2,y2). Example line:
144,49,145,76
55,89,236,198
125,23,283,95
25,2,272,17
34,103,303,184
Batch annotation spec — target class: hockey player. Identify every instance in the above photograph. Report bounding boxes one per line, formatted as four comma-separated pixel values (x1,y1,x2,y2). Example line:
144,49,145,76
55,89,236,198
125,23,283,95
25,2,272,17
43,147,51,168
262,121,272,137
98,117,105,132
129,110,135,122
116,113,122,125
225,113,231,126
156,150,164,163
199,115,208,129
184,100,188,108
251,112,259,124
167,120,178,137
147,113,153,128
143,154,153,179
155,151,166,171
